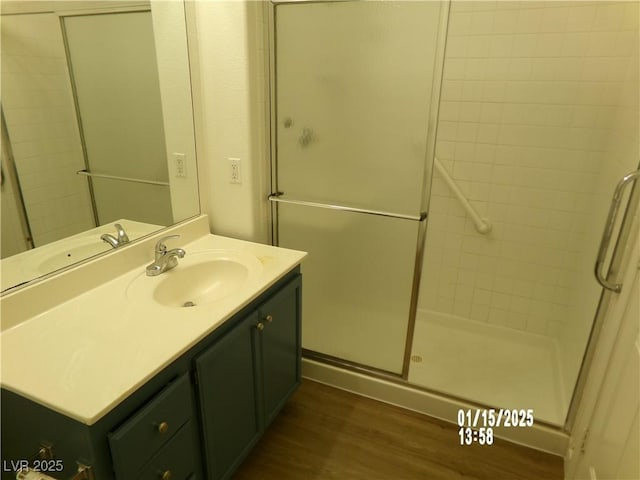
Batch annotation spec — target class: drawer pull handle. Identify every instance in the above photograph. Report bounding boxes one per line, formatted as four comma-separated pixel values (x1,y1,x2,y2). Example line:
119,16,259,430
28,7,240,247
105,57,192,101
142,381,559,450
160,470,172,480
256,322,265,331
157,421,169,434
265,314,273,323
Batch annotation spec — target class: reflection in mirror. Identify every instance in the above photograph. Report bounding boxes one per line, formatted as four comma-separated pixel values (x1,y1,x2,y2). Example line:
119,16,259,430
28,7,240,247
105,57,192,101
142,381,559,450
0,1,200,293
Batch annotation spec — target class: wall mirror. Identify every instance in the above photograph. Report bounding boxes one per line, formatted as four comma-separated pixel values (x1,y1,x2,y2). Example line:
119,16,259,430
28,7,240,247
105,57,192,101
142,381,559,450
0,0,200,294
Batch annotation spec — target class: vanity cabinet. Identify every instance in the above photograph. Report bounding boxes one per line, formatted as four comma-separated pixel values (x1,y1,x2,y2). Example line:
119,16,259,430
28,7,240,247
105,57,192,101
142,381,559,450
195,274,302,480
0,269,302,480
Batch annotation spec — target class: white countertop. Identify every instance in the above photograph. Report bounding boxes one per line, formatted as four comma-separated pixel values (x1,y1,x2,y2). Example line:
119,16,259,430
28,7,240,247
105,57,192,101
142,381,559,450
0,233,306,425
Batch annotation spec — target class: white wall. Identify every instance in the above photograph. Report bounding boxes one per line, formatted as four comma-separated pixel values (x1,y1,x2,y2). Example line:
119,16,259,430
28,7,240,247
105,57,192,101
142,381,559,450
418,1,639,344
1,13,95,246
190,0,270,243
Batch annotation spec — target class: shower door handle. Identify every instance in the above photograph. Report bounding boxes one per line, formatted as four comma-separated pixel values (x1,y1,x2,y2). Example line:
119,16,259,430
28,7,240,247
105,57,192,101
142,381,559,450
594,169,640,293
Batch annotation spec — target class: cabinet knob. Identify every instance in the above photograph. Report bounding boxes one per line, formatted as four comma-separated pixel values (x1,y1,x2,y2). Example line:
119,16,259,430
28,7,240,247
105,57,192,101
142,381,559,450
256,322,264,331
265,314,273,323
157,421,169,434
160,470,172,480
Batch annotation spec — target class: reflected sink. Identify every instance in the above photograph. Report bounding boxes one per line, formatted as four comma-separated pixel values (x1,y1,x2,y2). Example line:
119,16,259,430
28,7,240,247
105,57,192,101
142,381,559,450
35,239,112,273
127,250,263,308
31,225,159,274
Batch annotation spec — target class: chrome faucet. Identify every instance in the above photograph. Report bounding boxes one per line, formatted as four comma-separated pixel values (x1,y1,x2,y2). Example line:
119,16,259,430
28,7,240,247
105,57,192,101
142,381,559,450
146,235,186,276
101,223,130,248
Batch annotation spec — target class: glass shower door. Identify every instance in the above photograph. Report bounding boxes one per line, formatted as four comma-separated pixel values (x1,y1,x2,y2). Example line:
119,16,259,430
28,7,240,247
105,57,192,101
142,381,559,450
272,1,443,374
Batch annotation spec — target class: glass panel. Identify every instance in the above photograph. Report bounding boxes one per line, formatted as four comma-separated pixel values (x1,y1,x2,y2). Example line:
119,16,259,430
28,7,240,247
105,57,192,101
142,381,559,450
275,1,442,215
63,12,173,225
410,0,640,426
278,203,420,374
90,179,172,227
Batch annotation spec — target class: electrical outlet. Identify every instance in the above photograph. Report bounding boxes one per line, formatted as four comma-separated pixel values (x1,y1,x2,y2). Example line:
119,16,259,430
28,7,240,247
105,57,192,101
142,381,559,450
174,153,187,178
229,158,241,184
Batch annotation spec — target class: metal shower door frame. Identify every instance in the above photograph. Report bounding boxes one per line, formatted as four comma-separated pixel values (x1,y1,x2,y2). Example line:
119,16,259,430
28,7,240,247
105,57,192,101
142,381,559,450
0,107,34,253
265,0,450,379
565,164,640,432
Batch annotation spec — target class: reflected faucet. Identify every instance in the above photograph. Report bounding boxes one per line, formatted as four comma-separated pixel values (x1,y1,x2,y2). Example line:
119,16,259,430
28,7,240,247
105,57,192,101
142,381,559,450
101,223,130,248
146,235,186,276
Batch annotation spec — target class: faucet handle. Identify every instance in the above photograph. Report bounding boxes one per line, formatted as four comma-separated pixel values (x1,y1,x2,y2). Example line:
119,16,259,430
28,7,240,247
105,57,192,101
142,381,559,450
155,234,181,254
114,223,129,243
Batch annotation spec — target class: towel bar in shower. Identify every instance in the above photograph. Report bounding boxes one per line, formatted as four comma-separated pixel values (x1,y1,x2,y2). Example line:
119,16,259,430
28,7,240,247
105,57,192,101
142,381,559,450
268,193,426,221
594,169,640,293
76,169,169,187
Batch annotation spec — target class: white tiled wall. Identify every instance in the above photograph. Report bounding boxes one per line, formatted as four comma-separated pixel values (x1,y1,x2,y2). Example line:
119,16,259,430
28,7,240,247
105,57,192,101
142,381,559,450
1,13,94,247
418,1,639,346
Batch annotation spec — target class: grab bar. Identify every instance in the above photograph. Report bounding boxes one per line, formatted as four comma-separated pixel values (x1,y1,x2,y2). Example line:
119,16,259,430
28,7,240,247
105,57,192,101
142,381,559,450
76,169,169,187
268,193,426,221
434,157,492,234
594,169,640,293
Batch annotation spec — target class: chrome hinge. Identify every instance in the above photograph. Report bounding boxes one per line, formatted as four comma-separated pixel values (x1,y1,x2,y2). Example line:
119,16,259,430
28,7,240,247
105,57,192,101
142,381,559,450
580,428,590,454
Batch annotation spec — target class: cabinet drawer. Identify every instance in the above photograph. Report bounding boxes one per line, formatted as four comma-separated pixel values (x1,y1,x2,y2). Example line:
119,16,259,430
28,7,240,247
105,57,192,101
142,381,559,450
109,374,193,479
137,420,197,480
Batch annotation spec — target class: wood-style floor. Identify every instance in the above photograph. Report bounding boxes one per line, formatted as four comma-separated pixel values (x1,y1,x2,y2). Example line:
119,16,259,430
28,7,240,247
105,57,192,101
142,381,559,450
233,380,564,480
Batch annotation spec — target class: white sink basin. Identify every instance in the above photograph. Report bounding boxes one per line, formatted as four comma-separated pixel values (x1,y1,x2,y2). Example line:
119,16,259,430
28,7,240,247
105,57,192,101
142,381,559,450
127,250,263,308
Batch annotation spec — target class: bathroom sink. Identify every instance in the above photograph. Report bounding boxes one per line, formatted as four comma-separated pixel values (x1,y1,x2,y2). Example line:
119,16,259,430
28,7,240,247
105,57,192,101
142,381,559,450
127,250,263,308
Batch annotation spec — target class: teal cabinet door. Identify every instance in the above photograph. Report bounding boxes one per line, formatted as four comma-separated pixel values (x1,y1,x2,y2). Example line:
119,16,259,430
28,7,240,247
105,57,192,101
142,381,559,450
258,275,301,427
195,312,262,480
194,273,302,480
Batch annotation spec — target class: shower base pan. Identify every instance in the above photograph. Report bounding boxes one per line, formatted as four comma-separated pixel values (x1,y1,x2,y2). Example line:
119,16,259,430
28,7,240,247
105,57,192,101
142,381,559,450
408,310,567,426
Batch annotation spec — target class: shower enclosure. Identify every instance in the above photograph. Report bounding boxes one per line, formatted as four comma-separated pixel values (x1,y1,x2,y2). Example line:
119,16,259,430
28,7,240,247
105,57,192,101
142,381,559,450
269,0,640,428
